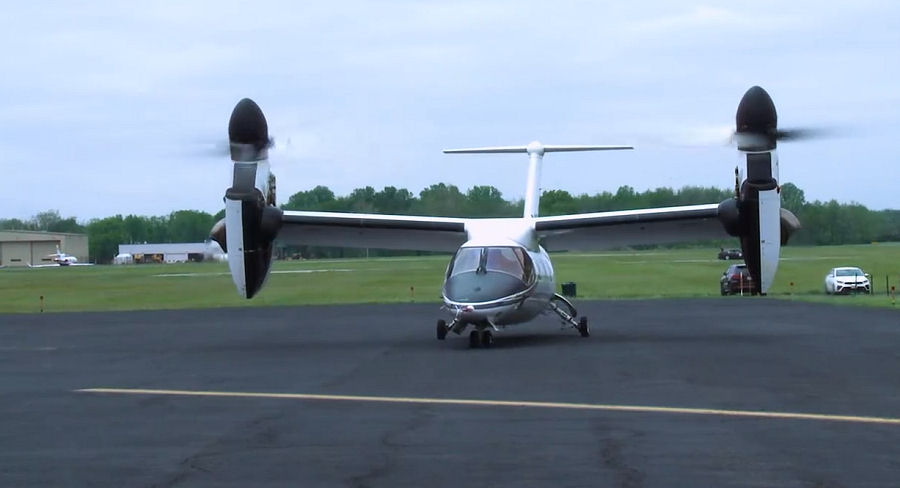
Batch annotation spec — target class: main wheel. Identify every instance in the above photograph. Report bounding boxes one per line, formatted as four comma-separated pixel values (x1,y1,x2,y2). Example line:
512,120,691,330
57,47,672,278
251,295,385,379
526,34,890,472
436,319,447,340
469,330,481,348
481,330,494,348
578,317,590,337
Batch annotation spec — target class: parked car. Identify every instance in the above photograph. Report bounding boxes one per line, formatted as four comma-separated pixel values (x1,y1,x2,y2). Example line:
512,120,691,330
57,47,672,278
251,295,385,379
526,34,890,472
717,248,743,260
720,264,754,295
824,267,871,294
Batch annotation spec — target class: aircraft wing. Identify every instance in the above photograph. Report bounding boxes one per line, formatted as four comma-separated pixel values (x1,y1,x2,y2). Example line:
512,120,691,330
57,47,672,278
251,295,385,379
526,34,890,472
534,204,724,251
278,210,469,252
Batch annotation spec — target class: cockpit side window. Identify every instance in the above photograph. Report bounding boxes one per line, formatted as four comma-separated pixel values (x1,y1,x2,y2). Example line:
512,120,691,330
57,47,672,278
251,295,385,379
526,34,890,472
513,248,533,281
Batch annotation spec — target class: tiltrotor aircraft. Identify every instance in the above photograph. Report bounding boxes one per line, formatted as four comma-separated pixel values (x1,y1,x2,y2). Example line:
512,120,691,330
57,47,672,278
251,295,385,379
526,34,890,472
211,86,801,348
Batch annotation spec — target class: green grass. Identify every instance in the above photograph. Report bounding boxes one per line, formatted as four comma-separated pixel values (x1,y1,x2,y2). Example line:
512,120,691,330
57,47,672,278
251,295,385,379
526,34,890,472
1,245,898,314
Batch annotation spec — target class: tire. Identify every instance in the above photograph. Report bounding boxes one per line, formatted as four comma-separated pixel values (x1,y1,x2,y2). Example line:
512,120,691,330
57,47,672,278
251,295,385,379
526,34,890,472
469,330,481,348
724,255,730,260
482,330,493,348
436,319,447,340
578,317,590,337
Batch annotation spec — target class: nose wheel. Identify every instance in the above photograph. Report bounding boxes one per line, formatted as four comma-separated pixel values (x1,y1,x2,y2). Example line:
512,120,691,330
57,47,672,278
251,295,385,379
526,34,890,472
468,329,493,348
436,319,448,340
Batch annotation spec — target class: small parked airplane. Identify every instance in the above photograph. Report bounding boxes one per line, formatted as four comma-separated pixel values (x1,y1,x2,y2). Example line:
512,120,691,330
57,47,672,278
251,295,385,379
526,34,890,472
47,245,78,265
29,246,92,267
211,86,803,348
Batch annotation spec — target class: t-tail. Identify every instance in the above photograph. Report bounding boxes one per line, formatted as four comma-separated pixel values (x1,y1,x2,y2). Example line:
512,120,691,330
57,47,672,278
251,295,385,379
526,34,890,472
717,86,802,294
443,142,632,219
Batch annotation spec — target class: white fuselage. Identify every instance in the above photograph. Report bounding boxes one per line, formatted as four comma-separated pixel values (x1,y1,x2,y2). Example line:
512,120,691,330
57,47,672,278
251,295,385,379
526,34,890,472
440,220,557,328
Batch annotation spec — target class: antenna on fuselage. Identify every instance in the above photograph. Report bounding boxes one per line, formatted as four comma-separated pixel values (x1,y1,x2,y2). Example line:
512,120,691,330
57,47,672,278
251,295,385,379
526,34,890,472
443,141,632,219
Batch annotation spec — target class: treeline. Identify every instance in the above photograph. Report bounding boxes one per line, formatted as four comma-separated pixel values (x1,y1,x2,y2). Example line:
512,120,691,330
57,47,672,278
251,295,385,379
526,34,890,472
2,183,897,262
779,183,900,245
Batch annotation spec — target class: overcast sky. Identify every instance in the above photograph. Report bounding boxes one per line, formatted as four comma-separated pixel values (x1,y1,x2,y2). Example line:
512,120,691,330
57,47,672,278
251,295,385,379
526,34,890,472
1,1,898,221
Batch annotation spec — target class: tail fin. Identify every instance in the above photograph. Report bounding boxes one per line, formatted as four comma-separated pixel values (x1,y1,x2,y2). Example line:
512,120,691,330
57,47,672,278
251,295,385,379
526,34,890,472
443,141,632,218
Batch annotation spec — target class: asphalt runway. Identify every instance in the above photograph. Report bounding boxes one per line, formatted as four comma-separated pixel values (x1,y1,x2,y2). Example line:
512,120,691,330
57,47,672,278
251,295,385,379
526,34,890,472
1,299,898,487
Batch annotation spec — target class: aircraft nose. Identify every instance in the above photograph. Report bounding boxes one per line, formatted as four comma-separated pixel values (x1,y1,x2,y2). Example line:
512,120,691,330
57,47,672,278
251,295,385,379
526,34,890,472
443,271,528,303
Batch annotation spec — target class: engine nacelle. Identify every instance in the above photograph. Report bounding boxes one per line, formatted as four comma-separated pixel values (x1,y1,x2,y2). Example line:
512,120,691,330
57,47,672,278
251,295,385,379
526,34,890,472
220,98,284,299
717,198,744,237
779,207,801,246
717,181,801,295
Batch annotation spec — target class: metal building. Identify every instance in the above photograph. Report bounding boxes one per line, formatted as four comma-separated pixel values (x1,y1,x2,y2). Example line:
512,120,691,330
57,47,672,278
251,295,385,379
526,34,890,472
117,242,223,264
0,230,89,267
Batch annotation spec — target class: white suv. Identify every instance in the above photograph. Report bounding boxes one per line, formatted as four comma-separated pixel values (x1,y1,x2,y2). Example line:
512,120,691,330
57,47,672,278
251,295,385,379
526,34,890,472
824,267,871,294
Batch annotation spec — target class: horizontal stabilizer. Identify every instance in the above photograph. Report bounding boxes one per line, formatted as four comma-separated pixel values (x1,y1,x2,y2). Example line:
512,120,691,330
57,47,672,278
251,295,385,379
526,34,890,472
443,144,632,154
543,145,633,152
443,146,529,154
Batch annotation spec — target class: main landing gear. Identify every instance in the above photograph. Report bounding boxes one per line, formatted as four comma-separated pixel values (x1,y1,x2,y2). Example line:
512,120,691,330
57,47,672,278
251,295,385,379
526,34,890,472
437,318,494,348
468,329,493,348
550,293,590,337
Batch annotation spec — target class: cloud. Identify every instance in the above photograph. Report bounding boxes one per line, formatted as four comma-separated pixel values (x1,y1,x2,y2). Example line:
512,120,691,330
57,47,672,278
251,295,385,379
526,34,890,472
0,1,898,218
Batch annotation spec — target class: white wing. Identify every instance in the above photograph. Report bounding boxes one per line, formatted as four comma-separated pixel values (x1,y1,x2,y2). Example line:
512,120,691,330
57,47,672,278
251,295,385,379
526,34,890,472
534,204,724,251
279,211,468,252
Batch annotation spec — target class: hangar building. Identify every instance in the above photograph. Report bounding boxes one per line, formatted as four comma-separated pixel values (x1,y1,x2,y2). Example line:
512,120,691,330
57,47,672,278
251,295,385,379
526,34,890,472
117,242,223,264
0,230,89,267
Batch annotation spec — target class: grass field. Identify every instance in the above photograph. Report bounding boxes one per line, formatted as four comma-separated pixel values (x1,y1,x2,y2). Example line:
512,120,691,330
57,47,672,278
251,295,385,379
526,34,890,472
1,244,899,314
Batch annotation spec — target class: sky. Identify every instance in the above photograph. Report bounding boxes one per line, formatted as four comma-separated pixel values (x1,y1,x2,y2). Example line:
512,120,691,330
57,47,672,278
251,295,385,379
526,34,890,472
1,1,898,221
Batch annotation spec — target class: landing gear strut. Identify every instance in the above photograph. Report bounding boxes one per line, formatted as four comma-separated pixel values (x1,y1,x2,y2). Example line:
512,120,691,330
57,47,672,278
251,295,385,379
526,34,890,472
550,293,590,338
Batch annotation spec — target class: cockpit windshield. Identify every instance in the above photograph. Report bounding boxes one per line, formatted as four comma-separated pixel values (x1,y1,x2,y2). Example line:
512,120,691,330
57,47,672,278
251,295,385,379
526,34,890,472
485,247,529,278
449,248,482,276
444,246,536,303
448,246,534,282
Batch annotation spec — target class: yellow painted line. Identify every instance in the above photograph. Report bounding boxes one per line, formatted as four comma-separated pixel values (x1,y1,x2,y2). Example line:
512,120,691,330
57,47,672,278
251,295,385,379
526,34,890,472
75,388,900,426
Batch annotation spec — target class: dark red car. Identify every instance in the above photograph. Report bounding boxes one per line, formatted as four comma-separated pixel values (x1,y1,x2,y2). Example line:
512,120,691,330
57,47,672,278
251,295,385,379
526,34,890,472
720,264,754,295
